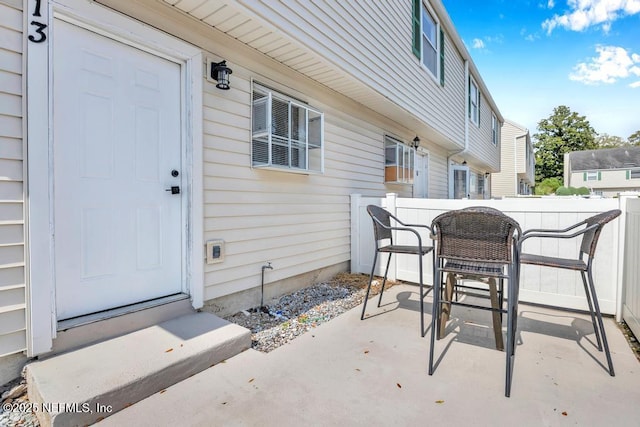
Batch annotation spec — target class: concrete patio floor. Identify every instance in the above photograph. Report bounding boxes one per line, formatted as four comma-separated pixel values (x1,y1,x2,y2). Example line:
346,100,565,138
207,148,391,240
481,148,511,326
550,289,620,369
99,283,640,427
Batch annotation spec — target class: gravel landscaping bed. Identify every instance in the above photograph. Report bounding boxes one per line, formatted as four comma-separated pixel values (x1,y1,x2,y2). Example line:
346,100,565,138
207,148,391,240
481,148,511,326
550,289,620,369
223,273,393,353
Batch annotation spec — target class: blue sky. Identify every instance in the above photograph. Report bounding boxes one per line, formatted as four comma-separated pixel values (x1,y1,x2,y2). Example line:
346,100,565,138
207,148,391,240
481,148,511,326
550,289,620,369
441,0,640,139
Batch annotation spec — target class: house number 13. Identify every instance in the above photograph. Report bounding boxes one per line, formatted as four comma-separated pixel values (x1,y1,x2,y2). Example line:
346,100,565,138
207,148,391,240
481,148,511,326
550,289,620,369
28,0,47,43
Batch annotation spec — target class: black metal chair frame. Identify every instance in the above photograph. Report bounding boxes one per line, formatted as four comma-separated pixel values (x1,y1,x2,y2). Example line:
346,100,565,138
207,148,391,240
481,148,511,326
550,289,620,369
428,206,522,397
518,209,621,377
361,205,434,337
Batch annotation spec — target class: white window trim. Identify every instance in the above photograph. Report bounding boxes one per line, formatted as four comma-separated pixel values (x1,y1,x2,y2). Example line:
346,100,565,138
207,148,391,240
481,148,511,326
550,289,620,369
491,113,498,146
26,0,203,356
469,76,480,126
384,135,415,185
449,164,470,199
419,1,441,83
251,83,324,174
586,171,598,181
477,172,487,199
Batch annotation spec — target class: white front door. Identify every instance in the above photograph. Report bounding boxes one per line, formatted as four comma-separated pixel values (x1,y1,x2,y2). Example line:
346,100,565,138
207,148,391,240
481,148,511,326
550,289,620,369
449,165,470,199
413,152,428,198
53,19,183,320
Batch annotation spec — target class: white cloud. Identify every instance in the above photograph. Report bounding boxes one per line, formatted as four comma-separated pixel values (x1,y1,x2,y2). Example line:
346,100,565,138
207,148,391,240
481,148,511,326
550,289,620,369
542,0,640,33
522,28,541,41
472,38,485,49
569,45,640,87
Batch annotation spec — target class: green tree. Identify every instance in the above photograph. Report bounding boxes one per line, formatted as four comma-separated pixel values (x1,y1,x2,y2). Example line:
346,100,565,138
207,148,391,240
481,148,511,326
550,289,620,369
628,130,640,146
596,133,626,148
533,106,597,182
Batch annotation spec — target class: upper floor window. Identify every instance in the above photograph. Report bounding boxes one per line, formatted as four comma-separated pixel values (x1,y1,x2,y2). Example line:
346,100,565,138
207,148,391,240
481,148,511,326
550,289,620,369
384,136,415,184
412,1,444,85
491,113,498,146
421,6,437,76
252,83,324,173
469,77,480,126
585,171,599,181
629,169,640,179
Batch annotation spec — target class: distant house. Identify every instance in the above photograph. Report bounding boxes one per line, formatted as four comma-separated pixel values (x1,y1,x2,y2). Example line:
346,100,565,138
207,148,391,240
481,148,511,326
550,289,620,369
0,0,504,382
564,147,640,196
490,120,535,197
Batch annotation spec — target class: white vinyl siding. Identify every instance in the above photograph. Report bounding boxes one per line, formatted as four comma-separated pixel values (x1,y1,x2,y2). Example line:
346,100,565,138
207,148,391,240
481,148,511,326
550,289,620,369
491,121,519,197
570,169,640,196
491,120,533,197
467,87,501,171
0,0,26,358
8,0,502,365
427,145,449,199
163,0,469,151
515,134,534,192
202,71,434,301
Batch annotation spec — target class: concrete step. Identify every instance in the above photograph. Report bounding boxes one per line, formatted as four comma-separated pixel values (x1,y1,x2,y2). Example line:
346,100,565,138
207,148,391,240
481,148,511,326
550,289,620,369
51,296,195,356
26,312,251,427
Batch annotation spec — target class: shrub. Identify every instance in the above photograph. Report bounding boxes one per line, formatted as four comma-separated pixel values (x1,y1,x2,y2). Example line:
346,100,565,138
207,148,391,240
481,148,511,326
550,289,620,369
576,186,590,195
555,186,572,195
535,177,562,195
555,186,592,196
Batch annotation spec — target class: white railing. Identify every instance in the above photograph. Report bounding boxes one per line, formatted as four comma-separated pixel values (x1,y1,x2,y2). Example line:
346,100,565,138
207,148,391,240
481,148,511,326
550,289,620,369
351,193,640,317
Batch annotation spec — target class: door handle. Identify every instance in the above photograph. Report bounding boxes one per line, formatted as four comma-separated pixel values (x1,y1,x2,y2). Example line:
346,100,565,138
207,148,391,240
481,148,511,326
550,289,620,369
165,186,180,194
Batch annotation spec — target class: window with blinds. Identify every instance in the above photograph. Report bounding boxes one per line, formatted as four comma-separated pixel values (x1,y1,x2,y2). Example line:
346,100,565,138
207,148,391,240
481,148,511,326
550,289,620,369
384,136,415,184
252,84,324,173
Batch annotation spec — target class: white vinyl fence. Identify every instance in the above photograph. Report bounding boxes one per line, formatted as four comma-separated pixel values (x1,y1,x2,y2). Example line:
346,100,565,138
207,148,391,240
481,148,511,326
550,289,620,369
351,193,640,319
622,197,640,337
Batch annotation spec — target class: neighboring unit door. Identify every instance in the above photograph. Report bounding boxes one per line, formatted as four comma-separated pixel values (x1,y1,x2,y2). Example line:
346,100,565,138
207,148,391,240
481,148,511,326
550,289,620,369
450,165,470,199
413,153,428,198
53,20,183,320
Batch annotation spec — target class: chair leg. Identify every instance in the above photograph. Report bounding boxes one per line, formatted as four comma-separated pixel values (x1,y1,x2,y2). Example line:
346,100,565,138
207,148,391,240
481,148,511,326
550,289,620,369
580,271,603,351
429,267,441,376
438,273,455,339
498,278,504,324
488,278,504,351
418,255,426,337
505,268,517,397
377,253,393,308
586,269,615,376
361,249,380,320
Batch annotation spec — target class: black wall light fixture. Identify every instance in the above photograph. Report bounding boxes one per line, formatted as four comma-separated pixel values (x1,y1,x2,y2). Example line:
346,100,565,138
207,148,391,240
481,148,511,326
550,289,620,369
210,60,233,90
411,136,420,150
